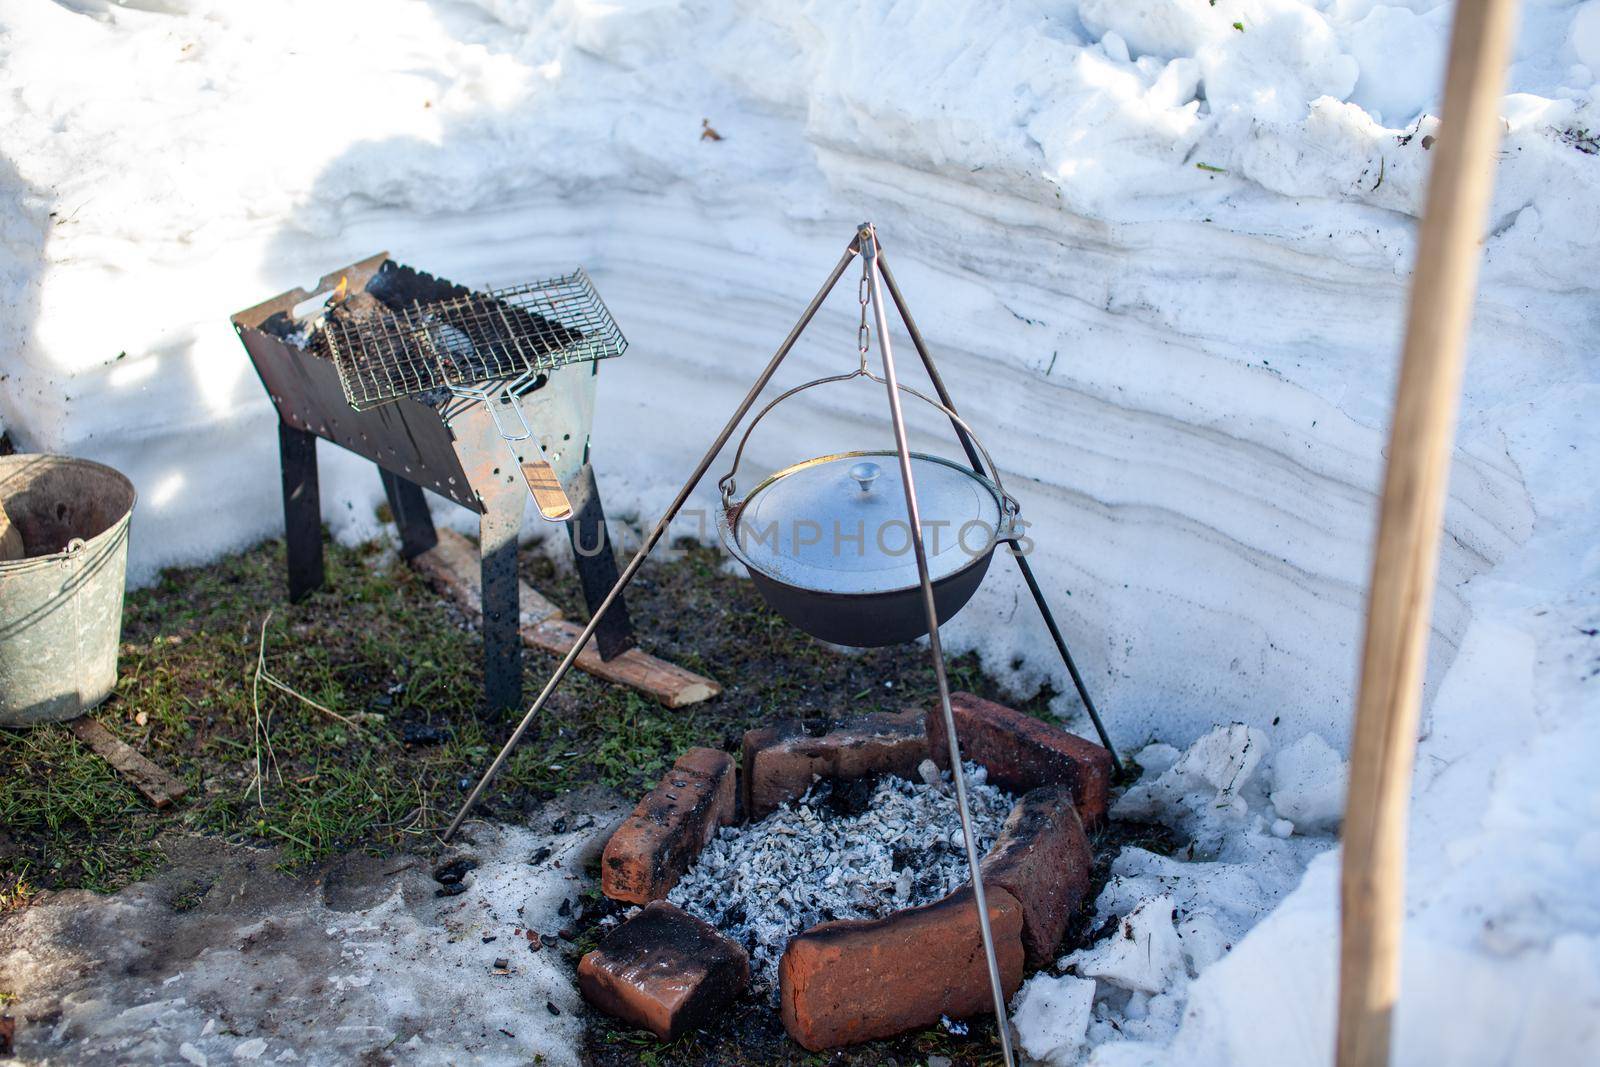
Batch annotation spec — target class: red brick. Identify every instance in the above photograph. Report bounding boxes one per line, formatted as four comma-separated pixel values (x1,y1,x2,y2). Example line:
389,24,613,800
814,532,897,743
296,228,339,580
927,692,1112,826
778,886,1025,1051
739,720,803,816
980,786,1092,965
600,747,735,904
741,710,927,819
577,901,749,1041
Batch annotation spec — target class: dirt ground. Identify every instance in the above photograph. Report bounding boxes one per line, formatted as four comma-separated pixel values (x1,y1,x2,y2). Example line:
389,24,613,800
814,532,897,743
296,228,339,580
0,530,1169,1065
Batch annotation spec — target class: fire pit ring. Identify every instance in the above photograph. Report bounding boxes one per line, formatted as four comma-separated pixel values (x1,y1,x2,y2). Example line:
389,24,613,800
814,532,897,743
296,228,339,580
579,694,1111,1051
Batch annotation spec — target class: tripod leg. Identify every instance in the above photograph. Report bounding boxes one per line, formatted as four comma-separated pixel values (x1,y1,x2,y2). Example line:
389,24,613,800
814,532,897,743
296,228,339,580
442,239,863,842
877,248,1121,772
1011,549,1122,774
862,227,1015,1067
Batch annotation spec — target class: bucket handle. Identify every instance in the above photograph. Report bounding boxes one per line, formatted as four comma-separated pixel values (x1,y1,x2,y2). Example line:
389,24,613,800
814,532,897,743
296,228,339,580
716,369,1019,516
0,536,87,575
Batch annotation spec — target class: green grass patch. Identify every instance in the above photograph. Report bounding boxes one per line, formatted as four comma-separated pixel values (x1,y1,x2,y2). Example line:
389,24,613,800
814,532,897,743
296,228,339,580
0,534,1056,896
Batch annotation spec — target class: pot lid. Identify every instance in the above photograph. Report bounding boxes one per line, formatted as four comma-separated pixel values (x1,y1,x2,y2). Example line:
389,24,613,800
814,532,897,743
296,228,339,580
734,451,1003,595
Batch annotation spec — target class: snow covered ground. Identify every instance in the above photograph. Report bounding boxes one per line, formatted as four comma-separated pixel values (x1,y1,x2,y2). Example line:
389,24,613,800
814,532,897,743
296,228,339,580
1,1,1597,1064
0,788,630,1066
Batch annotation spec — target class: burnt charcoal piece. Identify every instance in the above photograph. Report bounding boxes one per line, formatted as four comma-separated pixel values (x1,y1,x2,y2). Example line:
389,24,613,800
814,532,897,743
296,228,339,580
433,857,478,885
818,775,876,818
257,310,300,342
364,258,471,312
578,901,750,1042
402,722,450,747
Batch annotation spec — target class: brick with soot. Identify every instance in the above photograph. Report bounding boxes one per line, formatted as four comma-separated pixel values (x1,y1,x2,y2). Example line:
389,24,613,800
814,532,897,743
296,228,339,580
601,748,736,904
578,901,750,1041
778,886,1025,1050
926,692,1113,826
741,709,927,819
980,785,1093,965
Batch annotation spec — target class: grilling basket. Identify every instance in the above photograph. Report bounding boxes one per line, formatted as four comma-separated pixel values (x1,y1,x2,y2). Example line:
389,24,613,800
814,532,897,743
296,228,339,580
715,372,1020,647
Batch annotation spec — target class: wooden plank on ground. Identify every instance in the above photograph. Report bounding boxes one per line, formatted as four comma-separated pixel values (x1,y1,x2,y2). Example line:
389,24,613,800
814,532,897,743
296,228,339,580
524,618,720,709
411,528,563,626
68,716,187,809
411,528,720,708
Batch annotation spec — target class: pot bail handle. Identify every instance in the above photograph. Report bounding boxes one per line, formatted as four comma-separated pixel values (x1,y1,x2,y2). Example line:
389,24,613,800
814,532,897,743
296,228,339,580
717,369,865,508
716,369,1018,517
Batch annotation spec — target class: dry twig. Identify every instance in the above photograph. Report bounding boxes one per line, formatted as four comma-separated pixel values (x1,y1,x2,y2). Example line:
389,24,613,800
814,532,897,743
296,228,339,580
248,612,369,807
248,613,282,809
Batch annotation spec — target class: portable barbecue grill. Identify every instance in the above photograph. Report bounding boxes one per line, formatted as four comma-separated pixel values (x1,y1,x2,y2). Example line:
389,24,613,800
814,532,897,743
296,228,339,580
231,253,637,712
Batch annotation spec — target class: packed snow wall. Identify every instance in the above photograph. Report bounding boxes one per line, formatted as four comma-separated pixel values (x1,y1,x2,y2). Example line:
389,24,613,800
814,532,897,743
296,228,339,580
1,3,1597,1062
4,0,1575,748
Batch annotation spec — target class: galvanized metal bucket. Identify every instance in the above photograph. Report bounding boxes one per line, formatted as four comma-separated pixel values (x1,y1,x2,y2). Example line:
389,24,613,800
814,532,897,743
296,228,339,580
0,454,136,725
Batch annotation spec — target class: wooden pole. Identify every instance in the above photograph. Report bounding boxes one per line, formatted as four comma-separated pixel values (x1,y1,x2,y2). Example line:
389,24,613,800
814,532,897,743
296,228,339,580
1337,2,1519,1065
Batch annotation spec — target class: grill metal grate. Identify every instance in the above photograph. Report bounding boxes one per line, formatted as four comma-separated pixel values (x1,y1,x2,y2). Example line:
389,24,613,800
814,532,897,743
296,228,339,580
319,268,627,411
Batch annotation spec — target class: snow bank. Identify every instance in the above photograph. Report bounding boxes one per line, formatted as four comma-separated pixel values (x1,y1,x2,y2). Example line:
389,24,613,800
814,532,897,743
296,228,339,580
1015,972,1097,1063
1009,727,1343,1061
1,1,1597,1064
0,0,1563,748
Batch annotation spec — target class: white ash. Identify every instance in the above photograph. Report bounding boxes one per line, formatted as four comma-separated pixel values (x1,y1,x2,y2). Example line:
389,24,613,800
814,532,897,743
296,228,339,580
666,763,1015,994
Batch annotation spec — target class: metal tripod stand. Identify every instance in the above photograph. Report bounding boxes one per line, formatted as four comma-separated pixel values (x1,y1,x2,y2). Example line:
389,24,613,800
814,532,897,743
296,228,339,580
445,225,1120,1064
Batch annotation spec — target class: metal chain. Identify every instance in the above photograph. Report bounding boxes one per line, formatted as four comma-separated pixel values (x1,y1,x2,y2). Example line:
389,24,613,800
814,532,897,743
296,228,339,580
856,253,872,373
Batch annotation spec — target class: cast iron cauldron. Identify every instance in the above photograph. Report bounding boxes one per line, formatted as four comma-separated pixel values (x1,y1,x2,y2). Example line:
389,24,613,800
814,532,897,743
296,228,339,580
716,372,1020,649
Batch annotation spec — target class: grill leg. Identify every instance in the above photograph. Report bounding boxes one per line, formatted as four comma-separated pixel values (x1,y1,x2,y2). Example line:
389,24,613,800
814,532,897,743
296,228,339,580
379,468,439,560
564,462,636,661
479,491,525,714
278,421,324,603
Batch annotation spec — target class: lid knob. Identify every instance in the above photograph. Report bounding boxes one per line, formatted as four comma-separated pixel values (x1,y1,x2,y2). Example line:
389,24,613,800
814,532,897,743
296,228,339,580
848,461,881,493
